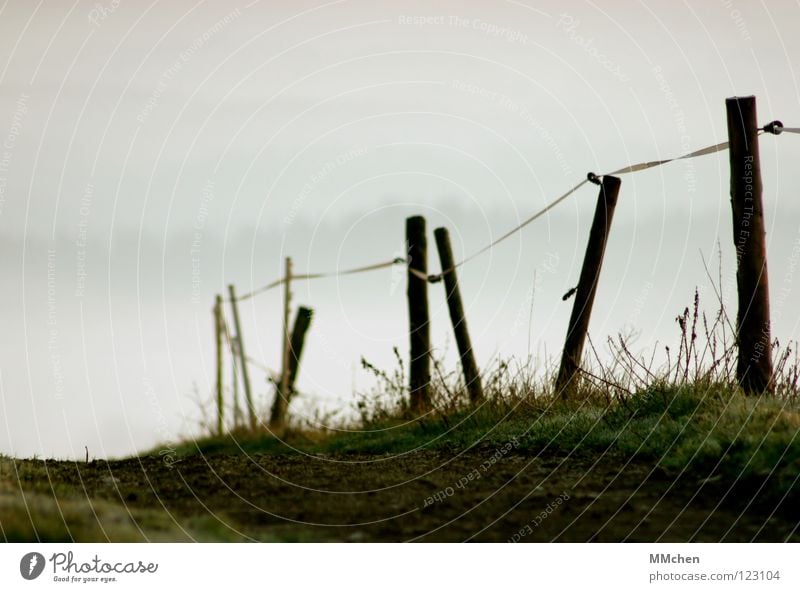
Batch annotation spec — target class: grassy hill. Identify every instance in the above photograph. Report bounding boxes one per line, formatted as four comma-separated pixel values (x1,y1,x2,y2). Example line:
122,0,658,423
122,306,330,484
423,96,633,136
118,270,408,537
3,381,799,542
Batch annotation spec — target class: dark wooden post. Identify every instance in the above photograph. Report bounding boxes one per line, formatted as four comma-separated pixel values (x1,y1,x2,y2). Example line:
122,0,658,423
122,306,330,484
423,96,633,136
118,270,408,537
286,306,313,396
228,284,257,430
556,175,622,398
433,227,484,404
214,295,224,435
271,306,314,426
406,216,431,413
725,95,773,394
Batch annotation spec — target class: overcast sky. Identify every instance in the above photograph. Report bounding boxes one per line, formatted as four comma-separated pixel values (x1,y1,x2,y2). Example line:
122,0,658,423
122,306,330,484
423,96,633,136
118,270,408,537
1,0,799,458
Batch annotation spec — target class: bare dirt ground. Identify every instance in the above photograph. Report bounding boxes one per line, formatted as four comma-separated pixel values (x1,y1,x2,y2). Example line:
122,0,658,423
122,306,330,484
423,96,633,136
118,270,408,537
16,446,798,543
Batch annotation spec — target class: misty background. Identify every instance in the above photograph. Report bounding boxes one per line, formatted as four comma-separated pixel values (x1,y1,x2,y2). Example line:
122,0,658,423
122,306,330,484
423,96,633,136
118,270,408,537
1,0,799,458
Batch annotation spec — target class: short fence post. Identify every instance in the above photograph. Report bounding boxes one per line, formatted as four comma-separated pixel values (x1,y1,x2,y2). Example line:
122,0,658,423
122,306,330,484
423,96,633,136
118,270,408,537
286,306,313,398
725,95,773,394
214,294,224,435
406,216,431,413
433,227,484,404
556,175,622,398
271,306,314,425
228,284,257,430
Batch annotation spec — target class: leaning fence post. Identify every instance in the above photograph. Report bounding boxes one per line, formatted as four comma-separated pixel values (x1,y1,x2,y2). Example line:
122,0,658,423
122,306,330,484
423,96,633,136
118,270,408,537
433,227,484,404
214,294,224,435
556,175,622,398
406,216,431,413
285,306,313,398
725,95,773,394
271,306,314,426
228,284,257,430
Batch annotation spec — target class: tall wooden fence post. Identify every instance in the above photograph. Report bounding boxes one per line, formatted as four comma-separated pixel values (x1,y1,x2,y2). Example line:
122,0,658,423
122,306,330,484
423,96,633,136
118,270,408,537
271,257,293,428
406,216,431,413
228,284,257,430
280,257,293,402
271,306,314,426
214,295,224,435
231,338,242,429
433,227,484,404
556,175,622,398
726,95,773,394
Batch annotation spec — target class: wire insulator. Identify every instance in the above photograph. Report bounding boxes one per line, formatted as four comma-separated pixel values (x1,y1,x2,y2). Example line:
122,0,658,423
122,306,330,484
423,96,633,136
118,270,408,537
763,120,784,135
587,172,601,185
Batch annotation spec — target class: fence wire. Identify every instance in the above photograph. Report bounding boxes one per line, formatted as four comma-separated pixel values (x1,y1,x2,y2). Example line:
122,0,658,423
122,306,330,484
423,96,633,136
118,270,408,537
229,121,796,295
221,315,279,380
234,257,406,302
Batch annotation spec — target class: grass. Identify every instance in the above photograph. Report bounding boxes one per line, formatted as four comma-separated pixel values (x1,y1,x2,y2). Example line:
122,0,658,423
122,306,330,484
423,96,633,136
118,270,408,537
0,455,290,542
176,383,800,501
0,456,188,542
3,284,799,541
170,286,800,510
5,381,797,541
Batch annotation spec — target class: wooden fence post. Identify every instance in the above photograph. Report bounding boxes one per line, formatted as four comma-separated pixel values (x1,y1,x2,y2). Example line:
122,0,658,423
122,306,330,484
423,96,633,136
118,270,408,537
725,95,773,394
433,227,484,404
231,338,242,429
556,175,622,398
270,306,313,426
214,294,224,435
228,284,257,429
285,306,313,398
280,257,293,403
270,257,293,428
406,216,431,413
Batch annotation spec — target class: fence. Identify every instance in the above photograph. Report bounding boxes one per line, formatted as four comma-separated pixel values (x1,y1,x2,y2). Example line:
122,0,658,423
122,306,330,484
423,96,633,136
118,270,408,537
209,95,799,433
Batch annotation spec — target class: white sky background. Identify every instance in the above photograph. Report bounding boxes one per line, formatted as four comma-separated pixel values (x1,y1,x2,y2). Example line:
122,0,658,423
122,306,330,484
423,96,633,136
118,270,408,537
1,0,799,458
